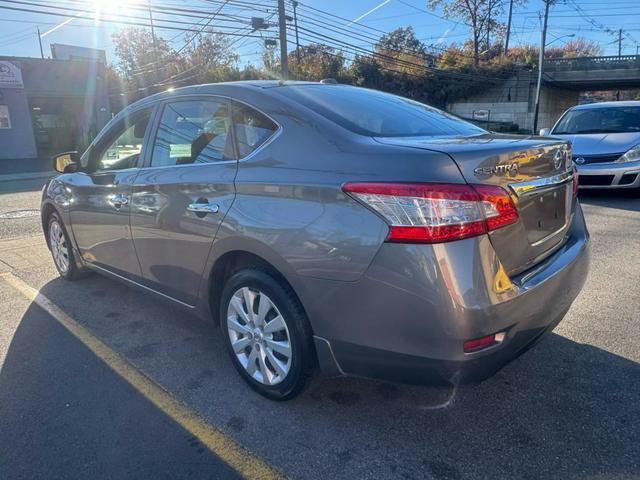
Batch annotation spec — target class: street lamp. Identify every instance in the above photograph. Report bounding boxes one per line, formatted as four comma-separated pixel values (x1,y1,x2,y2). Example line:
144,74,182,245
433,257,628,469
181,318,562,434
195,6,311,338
546,33,575,47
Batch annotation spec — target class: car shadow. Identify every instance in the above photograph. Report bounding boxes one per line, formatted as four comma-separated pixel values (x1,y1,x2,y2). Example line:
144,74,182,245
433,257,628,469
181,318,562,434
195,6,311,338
579,189,640,212
1,275,639,479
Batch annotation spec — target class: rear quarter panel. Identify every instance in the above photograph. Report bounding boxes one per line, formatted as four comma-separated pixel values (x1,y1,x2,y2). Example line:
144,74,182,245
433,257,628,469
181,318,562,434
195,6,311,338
205,89,465,313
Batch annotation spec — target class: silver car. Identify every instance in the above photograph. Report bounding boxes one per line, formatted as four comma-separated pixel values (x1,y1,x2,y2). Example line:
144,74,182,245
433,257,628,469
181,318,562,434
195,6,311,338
42,82,589,399
541,101,640,190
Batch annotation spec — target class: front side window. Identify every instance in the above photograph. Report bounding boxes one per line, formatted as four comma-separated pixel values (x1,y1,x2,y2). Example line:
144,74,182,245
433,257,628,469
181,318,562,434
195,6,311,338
95,109,152,171
232,103,278,158
553,107,640,134
151,100,234,167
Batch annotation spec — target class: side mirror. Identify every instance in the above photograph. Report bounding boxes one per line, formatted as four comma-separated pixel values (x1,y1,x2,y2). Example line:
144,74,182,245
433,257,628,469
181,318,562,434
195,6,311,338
539,128,551,136
53,151,80,173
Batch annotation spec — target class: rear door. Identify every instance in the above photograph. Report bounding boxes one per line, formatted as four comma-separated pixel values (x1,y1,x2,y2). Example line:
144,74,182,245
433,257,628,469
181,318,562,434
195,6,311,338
130,97,238,305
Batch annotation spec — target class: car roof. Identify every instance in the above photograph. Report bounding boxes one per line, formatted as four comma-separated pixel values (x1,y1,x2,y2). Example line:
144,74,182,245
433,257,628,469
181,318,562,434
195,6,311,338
570,101,640,111
120,80,335,113
151,80,323,98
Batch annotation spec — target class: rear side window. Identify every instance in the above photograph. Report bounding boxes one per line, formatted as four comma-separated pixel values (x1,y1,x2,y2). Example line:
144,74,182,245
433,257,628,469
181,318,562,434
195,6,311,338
232,103,278,158
281,85,485,137
150,99,234,167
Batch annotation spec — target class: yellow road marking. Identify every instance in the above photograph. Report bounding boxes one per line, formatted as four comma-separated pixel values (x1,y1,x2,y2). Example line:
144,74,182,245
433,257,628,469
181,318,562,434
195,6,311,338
0,272,286,480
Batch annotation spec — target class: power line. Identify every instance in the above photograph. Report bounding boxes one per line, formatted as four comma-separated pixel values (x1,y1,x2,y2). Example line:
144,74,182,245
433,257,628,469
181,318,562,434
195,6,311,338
0,2,267,36
0,0,252,29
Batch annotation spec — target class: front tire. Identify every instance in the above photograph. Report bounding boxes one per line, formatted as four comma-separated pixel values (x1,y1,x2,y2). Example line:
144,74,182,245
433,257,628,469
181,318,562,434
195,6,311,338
220,269,314,400
47,212,82,280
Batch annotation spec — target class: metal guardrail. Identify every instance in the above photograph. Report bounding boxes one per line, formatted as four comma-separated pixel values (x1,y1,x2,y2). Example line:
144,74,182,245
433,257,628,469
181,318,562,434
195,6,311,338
543,55,640,71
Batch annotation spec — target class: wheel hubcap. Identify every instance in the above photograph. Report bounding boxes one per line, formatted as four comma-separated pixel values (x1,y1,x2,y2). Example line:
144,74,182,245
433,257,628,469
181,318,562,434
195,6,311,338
49,221,69,274
226,287,292,386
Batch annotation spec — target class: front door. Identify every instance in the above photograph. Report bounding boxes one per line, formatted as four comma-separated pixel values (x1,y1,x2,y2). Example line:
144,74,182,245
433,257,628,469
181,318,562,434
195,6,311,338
130,98,238,305
68,107,154,279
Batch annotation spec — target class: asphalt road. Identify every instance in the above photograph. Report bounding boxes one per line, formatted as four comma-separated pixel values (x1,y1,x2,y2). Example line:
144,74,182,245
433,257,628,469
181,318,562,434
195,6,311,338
0,186,639,480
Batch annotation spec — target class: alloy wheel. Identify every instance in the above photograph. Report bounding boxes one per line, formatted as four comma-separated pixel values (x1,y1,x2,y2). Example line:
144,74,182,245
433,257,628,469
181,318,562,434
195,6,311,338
49,220,69,274
226,287,292,386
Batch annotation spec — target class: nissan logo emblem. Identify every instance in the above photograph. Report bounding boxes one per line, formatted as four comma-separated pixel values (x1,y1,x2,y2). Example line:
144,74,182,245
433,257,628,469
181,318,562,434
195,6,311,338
553,150,564,170
574,157,586,165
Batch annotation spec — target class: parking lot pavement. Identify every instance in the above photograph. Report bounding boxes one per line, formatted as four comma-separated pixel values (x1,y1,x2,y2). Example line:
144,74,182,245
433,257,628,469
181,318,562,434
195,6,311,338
0,188,639,480
0,279,243,480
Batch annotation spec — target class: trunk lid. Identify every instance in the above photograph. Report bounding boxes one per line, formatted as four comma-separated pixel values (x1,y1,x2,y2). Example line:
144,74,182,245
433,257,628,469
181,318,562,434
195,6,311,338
375,133,575,275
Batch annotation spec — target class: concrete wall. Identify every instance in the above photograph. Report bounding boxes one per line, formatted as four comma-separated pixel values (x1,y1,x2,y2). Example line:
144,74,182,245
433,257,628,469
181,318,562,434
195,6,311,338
537,86,580,131
446,70,579,133
0,87,38,161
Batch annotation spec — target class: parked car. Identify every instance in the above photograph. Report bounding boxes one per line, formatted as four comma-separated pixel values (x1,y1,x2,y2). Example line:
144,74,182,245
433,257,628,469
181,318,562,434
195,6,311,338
42,82,589,400
540,101,640,189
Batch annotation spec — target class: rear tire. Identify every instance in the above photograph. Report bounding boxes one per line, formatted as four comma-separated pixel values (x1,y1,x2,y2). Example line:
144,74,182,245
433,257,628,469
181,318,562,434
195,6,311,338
47,212,83,280
220,269,314,400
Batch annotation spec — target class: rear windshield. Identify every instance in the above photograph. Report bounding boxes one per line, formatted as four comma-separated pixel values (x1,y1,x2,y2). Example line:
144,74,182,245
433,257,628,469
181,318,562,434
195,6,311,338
553,106,640,134
280,85,485,137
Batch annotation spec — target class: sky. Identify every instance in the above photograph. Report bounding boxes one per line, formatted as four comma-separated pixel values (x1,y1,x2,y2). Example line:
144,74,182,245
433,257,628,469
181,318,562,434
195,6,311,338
0,0,639,67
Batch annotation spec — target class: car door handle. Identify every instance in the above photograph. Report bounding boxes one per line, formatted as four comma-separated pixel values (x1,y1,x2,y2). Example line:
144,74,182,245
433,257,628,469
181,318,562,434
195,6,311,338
187,203,219,214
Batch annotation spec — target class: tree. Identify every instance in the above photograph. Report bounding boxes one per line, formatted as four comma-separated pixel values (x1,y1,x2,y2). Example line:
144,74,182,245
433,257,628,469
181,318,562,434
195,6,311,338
287,43,345,80
506,38,603,66
375,27,431,75
182,32,239,84
428,0,507,66
546,38,602,58
350,54,384,88
111,28,183,98
261,47,279,78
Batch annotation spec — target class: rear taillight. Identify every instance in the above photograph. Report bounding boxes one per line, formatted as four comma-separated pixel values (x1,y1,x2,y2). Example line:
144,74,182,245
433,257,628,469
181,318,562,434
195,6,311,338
343,182,518,244
463,331,506,353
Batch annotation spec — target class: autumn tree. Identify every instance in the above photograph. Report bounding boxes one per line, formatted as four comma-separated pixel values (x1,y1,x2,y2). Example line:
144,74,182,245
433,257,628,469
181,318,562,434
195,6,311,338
505,38,603,66
375,27,431,76
182,32,239,84
288,43,345,80
546,38,602,58
111,28,182,97
350,54,384,88
428,0,509,66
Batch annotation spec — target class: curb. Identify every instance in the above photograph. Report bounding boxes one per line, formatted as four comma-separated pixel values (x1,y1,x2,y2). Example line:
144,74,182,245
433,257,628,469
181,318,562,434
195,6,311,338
0,172,54,183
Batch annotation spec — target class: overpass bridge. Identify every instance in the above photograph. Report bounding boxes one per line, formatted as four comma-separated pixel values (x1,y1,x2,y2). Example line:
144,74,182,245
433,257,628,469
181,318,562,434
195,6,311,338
447,55,640,132
543,55,640,89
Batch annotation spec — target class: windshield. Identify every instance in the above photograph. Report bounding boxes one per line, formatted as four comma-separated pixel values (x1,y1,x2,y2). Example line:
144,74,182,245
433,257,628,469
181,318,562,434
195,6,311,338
553,106,640,134
281,85,486,137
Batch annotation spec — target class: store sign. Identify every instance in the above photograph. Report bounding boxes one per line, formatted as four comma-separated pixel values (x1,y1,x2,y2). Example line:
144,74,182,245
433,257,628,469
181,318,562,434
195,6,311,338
0,61,24,89
472,110,490,121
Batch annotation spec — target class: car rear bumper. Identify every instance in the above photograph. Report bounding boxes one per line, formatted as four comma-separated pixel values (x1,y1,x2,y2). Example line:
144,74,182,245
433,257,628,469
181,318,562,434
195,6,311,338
309,203,590,384
577,159,640,189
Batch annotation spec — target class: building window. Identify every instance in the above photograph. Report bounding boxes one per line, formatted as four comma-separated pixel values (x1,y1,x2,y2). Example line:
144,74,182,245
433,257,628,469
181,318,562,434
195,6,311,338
0,105,10,129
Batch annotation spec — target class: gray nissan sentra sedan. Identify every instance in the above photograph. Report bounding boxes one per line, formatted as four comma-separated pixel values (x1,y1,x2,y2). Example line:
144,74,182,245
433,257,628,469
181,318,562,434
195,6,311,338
41,81,589,399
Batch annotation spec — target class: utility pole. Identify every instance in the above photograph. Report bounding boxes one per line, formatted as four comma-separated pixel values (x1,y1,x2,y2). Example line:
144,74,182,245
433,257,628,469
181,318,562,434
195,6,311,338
618,29,622,57
277,0,289,80
504,0,514,55
292,0,301,64
37,27,44,59
533,0,551,135
486,1,492,54
147,1,159,80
